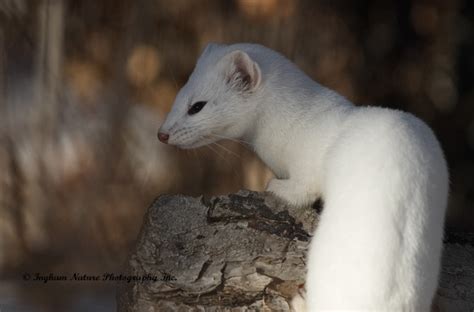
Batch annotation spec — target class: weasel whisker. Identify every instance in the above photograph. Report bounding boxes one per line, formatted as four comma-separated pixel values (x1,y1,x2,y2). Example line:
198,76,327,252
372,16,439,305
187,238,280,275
208,133,252,147
209,140,241,159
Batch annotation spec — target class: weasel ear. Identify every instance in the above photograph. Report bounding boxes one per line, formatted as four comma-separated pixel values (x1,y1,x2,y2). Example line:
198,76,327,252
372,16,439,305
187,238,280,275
225,50,261,92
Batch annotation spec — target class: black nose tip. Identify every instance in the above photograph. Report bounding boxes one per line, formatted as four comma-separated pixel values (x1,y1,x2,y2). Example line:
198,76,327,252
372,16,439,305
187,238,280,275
158,132,169,143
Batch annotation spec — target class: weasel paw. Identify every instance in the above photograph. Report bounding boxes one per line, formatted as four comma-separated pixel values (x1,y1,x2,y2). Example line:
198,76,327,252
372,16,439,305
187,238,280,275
266,178,312,207
290,285,307,312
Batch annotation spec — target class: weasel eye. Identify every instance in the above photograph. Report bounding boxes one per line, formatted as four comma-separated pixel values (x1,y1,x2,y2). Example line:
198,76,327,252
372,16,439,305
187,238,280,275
188,101,207,115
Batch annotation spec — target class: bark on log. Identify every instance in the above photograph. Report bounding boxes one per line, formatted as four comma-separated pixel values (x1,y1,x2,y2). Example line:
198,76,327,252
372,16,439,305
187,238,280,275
117,190,474,312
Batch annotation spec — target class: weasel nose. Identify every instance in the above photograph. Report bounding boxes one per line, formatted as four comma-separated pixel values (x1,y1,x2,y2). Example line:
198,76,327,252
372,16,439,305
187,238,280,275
158,132,170,143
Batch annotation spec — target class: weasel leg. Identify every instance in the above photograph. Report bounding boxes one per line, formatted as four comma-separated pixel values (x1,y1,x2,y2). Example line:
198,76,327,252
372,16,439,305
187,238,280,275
266,178,315,206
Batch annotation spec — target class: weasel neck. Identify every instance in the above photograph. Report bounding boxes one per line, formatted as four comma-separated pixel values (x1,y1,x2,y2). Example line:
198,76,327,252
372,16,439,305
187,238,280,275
243,74,353,179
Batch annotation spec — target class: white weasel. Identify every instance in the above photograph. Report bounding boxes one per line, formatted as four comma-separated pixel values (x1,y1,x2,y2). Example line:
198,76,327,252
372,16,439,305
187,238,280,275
158,43,449,311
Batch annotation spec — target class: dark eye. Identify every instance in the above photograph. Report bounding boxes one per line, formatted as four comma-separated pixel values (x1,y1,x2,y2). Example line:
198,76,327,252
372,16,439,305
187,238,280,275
187,101,207,115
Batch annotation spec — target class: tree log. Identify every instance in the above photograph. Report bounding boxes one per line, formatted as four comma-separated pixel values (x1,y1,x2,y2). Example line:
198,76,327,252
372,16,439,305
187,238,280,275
117,190,474,312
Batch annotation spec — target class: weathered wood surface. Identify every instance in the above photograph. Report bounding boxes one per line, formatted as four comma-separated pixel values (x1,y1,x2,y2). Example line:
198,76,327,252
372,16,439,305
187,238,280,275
117,190,474,312
436,232,474,312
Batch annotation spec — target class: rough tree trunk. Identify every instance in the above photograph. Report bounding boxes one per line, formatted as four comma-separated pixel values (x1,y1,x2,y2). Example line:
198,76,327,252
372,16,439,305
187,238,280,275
117,190,474,312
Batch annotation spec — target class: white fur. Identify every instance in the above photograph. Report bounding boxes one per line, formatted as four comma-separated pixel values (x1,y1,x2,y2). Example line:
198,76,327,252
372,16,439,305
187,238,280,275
159,43,449,311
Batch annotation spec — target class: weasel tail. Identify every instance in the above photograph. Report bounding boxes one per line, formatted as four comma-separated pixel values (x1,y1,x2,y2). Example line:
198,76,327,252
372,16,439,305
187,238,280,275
301,109,449,311
158,43,449,312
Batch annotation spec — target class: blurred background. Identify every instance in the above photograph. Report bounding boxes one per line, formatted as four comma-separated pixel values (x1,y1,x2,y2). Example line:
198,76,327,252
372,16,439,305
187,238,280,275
0,0,473,311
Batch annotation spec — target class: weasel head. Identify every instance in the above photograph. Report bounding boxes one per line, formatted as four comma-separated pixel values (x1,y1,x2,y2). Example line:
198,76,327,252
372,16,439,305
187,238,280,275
158,43,262,149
